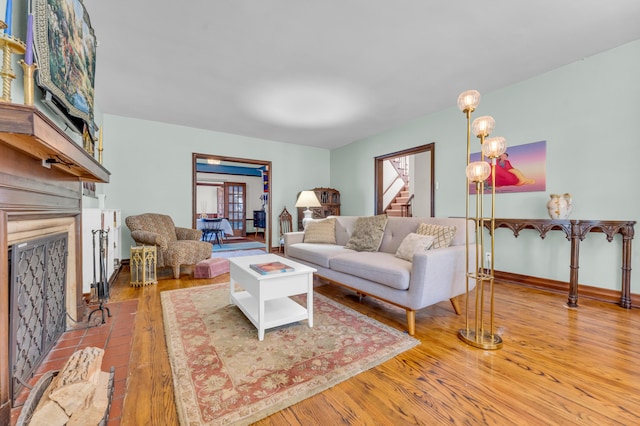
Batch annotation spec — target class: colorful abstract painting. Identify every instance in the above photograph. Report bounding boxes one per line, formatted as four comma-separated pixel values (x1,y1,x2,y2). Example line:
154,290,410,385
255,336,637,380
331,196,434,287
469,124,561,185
470,140,546,194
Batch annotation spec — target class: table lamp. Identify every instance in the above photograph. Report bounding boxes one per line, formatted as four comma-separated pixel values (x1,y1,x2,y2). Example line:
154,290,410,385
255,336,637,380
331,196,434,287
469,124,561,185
295,190,321,229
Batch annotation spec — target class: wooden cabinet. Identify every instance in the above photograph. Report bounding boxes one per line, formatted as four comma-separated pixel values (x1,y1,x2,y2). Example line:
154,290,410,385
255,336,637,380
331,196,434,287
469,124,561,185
296,187,340,230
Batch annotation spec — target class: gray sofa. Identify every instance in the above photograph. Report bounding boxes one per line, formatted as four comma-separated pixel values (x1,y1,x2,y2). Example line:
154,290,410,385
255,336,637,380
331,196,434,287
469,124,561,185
284,216,476,335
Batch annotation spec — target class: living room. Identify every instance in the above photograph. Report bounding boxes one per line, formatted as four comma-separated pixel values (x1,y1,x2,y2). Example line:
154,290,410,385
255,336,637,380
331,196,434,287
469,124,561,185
2,1,640,425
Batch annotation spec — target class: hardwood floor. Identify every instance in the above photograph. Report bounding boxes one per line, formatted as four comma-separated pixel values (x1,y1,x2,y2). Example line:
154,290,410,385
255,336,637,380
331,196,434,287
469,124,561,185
109,263,640,425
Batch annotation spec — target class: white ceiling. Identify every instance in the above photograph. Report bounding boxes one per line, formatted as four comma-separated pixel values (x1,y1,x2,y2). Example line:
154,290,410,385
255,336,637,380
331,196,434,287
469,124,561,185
83,0,640,150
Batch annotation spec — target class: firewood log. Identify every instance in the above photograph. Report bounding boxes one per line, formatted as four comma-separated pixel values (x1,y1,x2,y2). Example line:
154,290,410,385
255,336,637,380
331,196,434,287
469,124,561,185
66,371,111,426
27,398,69,426
47,347,104,415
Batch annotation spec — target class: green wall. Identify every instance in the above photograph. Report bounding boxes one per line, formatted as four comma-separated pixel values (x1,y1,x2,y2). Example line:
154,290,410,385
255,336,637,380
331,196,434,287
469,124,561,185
100,115,330,254
101,39,639,296
331,39,640,295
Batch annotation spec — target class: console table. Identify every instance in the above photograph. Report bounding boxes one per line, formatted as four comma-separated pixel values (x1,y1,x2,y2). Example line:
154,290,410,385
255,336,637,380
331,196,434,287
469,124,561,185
483,219,635,308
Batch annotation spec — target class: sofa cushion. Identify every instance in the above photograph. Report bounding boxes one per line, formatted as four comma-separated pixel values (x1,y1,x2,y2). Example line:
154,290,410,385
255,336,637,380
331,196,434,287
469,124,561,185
416,223,456,249
395,233,435,261
303,218,336,244
344,214,388,252
287,243,354,268
329,252,411,290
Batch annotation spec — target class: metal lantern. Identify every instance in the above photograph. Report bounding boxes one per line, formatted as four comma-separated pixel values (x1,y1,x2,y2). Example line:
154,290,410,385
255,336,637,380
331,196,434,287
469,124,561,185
130,245,157,286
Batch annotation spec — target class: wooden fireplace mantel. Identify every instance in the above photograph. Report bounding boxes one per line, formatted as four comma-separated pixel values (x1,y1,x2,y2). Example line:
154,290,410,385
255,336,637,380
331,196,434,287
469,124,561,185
0,103,110,422
483,218,635,309
0,103,109,183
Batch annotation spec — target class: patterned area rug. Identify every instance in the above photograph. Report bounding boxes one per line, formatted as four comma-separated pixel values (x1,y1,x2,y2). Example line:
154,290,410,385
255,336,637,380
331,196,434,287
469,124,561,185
161,283,419,425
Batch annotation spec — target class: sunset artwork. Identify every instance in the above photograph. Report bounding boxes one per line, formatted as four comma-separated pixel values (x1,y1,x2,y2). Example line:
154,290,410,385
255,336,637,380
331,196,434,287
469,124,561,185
470,140,547,194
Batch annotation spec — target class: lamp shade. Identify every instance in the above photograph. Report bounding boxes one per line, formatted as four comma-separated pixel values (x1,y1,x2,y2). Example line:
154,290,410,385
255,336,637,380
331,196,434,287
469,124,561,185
295,190,321,208
457,90,481,113
466,161,491,183
482,137,507,159
472,116,495,138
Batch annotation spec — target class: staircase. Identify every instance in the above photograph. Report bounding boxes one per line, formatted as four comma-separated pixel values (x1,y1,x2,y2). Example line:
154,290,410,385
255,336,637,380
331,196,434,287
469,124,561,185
386,186,413,217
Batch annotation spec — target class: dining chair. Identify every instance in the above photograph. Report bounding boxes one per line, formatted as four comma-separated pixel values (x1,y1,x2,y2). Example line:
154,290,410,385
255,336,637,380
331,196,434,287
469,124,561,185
278,207,293,252
205,218,226,247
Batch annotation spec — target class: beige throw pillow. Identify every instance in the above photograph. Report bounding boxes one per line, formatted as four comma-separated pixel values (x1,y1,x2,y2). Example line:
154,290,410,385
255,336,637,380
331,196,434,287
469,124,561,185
303,218,337,244
416,223,456,249
395,233,436,261
344,215,388,252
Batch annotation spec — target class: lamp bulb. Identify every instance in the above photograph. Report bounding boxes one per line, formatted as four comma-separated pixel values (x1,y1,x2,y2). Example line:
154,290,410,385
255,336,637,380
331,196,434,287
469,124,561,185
466,161,491,183
472,116,495,138
457,90,481,113
482,137,507,159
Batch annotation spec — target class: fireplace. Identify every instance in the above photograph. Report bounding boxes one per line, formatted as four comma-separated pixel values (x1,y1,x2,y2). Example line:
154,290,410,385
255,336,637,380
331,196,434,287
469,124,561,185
8,227,70,403
0,104,109,423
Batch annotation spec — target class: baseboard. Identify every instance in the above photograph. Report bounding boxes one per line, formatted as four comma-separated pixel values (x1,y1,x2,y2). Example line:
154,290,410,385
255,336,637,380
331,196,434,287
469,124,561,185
494,270,639,308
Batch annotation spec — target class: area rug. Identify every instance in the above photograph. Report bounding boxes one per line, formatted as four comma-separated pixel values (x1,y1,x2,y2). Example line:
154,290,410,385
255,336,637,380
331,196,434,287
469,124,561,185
212,241,266,252
211,249,266,259
161,283,419,425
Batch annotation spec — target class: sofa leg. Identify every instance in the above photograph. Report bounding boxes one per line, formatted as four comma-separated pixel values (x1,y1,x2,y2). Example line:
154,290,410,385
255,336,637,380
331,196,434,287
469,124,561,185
173,265,181,279
406,310,416,336
450,297,462,315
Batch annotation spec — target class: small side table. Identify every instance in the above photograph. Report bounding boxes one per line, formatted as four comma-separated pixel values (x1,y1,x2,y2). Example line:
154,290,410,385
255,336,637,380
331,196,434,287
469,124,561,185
130,245,158,286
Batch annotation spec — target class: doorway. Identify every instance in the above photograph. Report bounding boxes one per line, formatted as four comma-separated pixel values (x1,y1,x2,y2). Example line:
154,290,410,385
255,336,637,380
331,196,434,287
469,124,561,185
374,143,435,217
192,154,271,249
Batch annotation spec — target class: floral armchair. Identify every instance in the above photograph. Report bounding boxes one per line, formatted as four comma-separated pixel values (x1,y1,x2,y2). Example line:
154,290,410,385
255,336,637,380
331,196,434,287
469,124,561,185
125,213,212,279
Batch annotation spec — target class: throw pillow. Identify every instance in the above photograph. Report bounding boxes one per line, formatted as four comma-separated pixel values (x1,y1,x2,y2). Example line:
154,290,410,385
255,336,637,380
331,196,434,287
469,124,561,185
416,223,456,249
395,233,436,262
344,214,388,252
303,218,337,244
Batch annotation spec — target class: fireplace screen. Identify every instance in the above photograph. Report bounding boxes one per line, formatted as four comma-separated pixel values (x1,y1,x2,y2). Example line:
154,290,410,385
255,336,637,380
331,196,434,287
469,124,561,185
9,232,68,402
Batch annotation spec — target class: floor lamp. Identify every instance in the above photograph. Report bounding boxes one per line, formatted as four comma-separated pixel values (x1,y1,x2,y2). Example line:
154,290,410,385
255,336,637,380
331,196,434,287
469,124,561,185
457,90,507,350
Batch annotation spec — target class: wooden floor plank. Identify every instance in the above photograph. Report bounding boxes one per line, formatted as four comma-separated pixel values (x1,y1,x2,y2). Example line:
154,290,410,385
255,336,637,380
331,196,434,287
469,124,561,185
108,264,640,425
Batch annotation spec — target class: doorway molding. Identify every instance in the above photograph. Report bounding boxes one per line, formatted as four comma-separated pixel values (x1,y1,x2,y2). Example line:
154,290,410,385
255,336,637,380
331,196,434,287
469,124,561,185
192,153,272,249
374,143,435,217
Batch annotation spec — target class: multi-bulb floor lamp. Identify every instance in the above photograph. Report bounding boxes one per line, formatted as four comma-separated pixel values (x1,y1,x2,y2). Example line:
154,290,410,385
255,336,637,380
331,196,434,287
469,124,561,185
457,90,507,350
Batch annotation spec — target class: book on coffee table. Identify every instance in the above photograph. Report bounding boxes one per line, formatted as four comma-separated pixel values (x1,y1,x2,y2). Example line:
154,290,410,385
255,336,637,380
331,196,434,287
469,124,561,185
250,261,295,275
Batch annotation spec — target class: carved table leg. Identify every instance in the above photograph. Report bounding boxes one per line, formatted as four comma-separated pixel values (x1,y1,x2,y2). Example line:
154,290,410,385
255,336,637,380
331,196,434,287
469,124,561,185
620,233,633,309
568,231,580,308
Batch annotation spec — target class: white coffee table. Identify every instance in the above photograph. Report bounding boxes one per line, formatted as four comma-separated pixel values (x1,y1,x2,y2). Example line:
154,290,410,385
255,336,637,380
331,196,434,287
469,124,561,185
229,254,317,341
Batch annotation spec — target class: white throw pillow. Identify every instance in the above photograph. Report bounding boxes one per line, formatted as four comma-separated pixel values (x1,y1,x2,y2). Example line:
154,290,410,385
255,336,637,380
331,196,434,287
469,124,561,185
395,233,436,261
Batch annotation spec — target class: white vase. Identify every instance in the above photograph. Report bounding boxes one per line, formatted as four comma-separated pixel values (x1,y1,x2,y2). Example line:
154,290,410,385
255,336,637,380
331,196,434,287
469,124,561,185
547,193,572,219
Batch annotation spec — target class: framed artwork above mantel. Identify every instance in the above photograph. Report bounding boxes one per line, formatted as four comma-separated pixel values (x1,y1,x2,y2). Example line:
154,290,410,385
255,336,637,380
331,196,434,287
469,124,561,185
33,0,97,137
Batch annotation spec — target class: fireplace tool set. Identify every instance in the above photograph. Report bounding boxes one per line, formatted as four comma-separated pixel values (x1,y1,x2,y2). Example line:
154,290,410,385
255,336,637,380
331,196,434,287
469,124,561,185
88,229,112,324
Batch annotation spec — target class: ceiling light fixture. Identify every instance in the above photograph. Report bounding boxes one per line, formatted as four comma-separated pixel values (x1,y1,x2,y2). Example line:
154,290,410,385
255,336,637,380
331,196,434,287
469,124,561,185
242,79,369,128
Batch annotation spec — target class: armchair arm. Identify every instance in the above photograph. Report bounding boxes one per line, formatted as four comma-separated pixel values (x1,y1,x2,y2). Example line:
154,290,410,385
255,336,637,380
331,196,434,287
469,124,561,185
176,227,202,241
130,230,169,250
